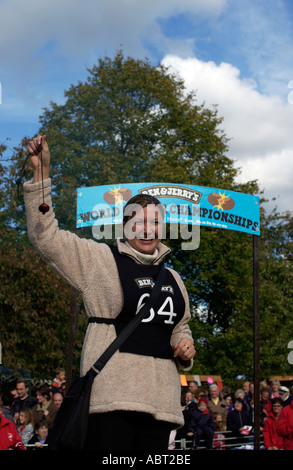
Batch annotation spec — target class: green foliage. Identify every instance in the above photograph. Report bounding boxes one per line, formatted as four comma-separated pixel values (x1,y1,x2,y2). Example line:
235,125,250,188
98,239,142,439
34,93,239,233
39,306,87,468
0,232,87,377
1,51,293,384
37,51,232,229
257,210,293,377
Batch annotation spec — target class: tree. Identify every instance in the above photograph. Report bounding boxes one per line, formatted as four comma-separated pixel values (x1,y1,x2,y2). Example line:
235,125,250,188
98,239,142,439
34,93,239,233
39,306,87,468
2,51,292,384
11,50,233,232
0,234,87,377
257,209,293,377
0,142,9,231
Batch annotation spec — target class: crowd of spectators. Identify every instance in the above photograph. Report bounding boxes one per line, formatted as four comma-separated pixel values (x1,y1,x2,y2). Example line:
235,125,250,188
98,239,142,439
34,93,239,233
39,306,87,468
172,378,293,450
0,367,65,450
1,371,293,451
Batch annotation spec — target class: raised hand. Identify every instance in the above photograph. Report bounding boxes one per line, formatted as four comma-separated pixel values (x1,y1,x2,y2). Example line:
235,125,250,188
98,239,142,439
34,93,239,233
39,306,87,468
28,135,50,213
28,135,50,183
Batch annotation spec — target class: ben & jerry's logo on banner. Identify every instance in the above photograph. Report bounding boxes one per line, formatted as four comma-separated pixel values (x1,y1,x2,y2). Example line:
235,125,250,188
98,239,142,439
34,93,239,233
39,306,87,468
76,182,260,236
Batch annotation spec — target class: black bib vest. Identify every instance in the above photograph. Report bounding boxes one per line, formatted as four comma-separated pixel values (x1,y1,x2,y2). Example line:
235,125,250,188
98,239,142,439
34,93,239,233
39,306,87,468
105,245,186,359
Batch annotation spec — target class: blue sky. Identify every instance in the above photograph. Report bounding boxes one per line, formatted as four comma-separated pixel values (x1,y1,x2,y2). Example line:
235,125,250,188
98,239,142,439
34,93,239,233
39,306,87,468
1,0,293,212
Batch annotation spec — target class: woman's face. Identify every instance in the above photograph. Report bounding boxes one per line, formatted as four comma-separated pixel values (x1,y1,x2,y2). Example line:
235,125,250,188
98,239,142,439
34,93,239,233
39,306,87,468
272,382,279,392
234,401,243,412
225,395,232,405
124,204,164,254
272,402,282,416
36,392,47,405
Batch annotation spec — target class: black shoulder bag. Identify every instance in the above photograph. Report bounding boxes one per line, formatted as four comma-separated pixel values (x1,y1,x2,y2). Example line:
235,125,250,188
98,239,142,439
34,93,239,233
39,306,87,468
49,264,166,450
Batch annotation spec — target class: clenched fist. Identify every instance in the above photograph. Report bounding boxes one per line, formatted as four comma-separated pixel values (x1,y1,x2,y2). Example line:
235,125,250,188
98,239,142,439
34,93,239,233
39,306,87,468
28,135,50,183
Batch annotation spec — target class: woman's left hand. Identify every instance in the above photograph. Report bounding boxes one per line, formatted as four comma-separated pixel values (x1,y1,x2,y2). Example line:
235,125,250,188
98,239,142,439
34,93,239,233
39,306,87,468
172,338,195,361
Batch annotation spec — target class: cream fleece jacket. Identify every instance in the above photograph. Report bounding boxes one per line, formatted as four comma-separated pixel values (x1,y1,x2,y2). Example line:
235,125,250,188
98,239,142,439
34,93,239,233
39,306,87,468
23,178,193,427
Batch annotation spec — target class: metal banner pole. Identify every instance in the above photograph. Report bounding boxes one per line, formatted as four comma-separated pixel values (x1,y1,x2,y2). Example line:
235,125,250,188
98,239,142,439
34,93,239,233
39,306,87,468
253,234,260,450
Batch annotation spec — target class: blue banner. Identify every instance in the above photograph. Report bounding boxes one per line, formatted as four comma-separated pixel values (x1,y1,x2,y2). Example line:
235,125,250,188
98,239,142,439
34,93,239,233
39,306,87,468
76,182,260,236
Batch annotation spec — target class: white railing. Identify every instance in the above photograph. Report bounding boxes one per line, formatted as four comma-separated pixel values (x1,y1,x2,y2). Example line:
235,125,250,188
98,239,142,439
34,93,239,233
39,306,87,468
174,430,264,450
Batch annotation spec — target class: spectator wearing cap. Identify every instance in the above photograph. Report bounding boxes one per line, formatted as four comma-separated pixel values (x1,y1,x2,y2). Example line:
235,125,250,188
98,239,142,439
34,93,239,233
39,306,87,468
187,397,216,450
264,385,293,417
279,386,293,407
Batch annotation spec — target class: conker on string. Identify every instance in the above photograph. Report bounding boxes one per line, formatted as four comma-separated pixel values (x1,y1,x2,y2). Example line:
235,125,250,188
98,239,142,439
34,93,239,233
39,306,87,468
39,203,50,214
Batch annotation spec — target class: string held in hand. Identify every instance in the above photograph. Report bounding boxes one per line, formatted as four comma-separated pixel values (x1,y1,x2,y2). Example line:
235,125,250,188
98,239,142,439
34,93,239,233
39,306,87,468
38,141,49,214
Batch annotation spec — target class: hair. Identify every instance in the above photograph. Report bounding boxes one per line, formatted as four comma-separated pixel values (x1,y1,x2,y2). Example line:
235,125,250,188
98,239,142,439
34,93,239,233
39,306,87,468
1,391,14,407
270,379,280,387
209,383,218,389
36,384,51,401
188,380,198,387
234,398,243,405
234,389,245,398
198,397,208,405
213,412,226,431
198,389,208,398
224,393,233,402
19,408,34,427
271,397,283,406
123,194,165,224
16,379,29,388
34,419,48,432
55,367,65,376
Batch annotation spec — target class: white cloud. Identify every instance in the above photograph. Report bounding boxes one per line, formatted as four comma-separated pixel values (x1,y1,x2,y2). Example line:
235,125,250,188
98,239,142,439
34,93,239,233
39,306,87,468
226,0,293,98
0,0,225,64
1,0,292,213
0,0,226,117
161,54,293,212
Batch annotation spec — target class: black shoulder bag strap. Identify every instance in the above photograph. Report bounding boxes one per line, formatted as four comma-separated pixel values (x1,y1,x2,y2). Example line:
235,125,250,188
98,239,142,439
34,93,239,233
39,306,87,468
90,264,166,376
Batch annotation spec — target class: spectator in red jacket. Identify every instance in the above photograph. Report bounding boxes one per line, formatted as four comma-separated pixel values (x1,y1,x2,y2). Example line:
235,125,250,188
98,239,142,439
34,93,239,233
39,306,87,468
0,414,25,450
277,399,293,450
262,397,284,450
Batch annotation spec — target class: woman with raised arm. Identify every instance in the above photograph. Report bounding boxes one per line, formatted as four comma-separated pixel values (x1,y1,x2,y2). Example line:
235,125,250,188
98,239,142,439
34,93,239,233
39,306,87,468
24,135,195,451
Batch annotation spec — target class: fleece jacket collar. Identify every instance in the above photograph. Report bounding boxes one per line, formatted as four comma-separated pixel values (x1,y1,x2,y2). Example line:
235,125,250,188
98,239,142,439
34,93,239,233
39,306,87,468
117,238,171,265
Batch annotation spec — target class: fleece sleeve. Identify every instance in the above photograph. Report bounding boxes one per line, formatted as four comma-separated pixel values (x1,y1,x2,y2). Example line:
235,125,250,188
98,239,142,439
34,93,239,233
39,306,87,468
23,178,112,293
